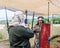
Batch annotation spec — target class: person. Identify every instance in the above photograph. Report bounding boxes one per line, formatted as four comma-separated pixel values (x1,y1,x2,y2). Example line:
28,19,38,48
33,16,44,48
8,11,34,48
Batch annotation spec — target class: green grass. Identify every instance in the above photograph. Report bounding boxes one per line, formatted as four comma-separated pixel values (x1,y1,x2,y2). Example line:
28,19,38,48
0,32,2,39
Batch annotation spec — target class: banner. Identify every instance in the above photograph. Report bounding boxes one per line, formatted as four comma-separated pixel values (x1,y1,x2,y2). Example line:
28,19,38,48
39,23,50,48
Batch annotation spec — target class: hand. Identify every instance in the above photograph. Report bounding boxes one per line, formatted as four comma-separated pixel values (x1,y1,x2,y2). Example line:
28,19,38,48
25,24,29,28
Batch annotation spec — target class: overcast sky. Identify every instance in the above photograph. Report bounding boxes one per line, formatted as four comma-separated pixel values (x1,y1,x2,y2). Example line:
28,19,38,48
0,9,38,21
0,9,14,20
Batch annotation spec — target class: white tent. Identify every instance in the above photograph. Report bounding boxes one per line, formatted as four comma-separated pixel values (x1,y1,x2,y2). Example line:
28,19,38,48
0,0,60,15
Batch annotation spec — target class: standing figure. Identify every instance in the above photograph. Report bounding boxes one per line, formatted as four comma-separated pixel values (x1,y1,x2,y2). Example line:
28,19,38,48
8,11,34,48
33,16,44,48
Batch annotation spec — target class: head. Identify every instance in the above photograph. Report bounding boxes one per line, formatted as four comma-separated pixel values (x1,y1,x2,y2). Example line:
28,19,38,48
37,16,44,25
14,11,25,23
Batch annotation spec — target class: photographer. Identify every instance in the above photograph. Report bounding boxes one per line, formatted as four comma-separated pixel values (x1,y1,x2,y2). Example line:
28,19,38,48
8,11,34,48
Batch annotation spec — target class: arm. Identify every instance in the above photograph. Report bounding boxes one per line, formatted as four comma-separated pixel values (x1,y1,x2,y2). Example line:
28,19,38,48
10,26,34,38
25,27,34,38
33,25,41,33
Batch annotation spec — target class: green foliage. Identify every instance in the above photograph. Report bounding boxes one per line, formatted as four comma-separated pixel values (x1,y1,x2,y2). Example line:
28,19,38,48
53,17,60,24
28,19,37,25
0,20,6,24
28,18,51,26
44,18,48,23
0,20,11,24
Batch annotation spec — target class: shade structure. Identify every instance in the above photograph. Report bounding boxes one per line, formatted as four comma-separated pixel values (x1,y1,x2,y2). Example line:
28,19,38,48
0,0,60,15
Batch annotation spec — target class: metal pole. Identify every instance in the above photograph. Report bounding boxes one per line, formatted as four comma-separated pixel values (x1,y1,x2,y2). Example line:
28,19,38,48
51,14,53,34
48,2,50,48
52,14,54,24
31,12,34,30
25,10,27,19
25,10,28,24
48,2,50,23
5,7,9,31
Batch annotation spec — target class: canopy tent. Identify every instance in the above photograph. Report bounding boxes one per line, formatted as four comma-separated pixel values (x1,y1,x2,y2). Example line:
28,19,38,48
0,0,60,15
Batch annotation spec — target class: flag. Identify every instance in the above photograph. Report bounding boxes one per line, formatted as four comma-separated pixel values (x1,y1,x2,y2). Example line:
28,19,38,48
39,23,50,48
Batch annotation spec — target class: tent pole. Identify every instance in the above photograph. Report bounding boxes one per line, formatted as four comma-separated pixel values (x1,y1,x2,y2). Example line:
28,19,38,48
25,10,27,20
48,2,50,23
31,12,34,30
25,10,28,24
5,7,9,31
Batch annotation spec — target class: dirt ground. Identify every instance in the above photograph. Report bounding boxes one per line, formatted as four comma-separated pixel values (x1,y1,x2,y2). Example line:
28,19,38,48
0,40,9,48
0,39,34,48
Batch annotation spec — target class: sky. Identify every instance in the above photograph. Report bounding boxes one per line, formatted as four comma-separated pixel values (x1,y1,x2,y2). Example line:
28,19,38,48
0,9,37,21
0,9,14,20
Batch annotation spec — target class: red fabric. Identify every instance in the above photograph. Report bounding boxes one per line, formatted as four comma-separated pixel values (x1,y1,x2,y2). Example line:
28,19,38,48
39,23,50,48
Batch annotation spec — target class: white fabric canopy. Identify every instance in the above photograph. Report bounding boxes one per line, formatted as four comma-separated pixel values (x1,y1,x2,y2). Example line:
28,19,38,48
0,0,60,15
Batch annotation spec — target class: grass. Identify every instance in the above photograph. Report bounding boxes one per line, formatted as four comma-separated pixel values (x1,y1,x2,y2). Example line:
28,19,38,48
0,32,2,39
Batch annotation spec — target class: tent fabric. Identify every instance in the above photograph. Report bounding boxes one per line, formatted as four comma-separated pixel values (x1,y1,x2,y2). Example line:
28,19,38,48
0,0,60,15
0,6,22,12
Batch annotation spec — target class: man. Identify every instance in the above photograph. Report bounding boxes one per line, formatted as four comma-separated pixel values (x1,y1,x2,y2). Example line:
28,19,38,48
33,16,44,48
8,11,34,48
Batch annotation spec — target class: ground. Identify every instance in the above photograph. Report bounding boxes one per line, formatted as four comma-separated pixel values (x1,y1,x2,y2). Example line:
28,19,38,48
0,40,9,48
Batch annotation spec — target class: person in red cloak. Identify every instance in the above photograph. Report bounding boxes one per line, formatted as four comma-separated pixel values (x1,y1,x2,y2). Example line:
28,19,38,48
33,16,44,48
